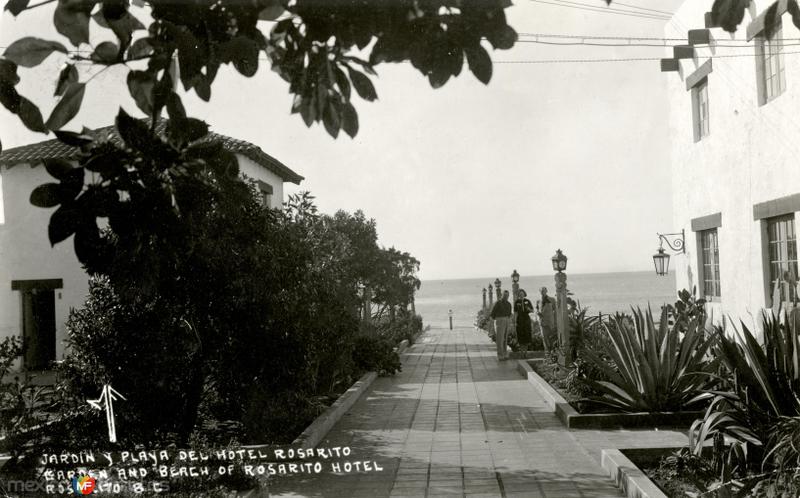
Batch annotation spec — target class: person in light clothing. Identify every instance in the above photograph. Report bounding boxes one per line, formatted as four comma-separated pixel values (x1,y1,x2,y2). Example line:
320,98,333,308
490,290,512,361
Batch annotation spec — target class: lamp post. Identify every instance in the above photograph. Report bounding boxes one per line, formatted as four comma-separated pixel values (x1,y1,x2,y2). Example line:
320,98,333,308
494,278,502,301
551,249,572,365
511,269,520,302
488,284,494,308
653,230,685,276
482,288,487,310
449,309,453,330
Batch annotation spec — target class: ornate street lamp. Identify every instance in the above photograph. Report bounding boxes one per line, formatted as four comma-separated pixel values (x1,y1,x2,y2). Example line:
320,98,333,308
511,270,520,284
653,230,685,276
494,278,502,300
551,249,568,273
511,269,520,302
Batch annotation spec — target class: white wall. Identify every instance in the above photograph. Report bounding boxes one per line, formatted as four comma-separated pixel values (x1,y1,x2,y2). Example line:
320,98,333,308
236,154,285,209
0,154,290,369
667,1,800,332
0,162,90,363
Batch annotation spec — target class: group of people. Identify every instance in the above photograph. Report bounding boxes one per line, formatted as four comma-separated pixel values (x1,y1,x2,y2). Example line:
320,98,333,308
488,287,557,361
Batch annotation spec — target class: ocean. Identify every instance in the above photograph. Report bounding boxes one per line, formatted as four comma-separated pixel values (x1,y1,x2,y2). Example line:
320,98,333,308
415,271,677,329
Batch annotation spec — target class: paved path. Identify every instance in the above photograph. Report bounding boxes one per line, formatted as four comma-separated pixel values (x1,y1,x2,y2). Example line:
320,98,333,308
270,327,686,498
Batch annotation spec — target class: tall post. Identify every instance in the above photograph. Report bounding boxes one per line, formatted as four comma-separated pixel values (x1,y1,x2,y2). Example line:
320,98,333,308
555,271,571,365
363,286,372,322
482,288,487,311
495,278,502,301
488,284,494,308
512,281,520,304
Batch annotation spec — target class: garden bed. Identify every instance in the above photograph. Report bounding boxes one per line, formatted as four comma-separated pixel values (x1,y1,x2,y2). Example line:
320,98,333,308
519,360,703,430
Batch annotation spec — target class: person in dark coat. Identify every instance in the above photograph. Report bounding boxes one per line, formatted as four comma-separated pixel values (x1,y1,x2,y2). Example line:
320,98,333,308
514,289,534,352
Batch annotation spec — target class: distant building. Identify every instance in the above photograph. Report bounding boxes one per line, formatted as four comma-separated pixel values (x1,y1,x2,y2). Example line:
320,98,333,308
0,123,303,371
665,1,800,333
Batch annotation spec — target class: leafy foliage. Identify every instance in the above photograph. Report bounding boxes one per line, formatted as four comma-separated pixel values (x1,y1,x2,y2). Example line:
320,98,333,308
581,307,717,413
352,332,402,377
689,313,800,474
0,0,517,139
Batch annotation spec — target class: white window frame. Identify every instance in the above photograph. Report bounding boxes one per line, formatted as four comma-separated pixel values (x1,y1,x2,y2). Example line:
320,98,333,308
691,78,710,142
700,228,721,300
758,19,787,104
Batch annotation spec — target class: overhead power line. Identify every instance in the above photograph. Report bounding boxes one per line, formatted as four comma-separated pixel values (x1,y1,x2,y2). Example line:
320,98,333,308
610,1,674,16
515,38,800,48
493,50,800,64
530,0,671,21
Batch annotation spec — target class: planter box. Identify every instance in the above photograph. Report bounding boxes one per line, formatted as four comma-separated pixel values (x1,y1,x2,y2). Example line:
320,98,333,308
601,448,675,498
517,360,703,429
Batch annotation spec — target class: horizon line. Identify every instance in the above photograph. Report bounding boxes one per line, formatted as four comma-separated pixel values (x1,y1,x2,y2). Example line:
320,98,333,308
420,268,672,282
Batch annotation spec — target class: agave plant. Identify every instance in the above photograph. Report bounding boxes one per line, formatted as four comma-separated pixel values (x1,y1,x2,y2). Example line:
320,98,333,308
689,312,800,473
580,307,717,413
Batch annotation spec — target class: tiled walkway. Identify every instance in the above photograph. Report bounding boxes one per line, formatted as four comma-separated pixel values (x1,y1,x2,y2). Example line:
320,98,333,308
269,327,687,498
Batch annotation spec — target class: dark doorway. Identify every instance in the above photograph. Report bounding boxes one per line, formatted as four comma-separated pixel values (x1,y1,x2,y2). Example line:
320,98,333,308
22,289,56,370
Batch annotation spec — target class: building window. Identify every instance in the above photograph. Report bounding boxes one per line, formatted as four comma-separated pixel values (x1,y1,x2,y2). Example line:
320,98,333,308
692,79,710,141
760,20,786,104
767,214,797,305
257,181,273,208
700,228,720,299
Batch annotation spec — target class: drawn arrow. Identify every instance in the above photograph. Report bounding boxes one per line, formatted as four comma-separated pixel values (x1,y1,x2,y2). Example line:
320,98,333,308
87,385,126,443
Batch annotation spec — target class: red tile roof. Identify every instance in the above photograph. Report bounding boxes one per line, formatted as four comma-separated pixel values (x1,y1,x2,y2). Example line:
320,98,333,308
0,121,303,184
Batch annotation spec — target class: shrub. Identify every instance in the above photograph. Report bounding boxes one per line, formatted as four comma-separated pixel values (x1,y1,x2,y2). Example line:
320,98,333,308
580,307,717,413
689,313,800,474
352,334,402,376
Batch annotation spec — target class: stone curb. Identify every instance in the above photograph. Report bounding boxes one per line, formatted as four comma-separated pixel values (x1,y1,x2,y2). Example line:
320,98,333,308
291,370,378,449
601,449,668,498
517,359,703,429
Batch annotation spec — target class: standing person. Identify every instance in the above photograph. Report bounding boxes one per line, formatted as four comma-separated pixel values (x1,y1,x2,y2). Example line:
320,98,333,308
490,290,512,361
537,287,557,353
514,289,534,353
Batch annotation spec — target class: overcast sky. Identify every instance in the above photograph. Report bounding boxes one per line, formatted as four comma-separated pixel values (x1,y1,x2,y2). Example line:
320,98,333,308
0,0,689,280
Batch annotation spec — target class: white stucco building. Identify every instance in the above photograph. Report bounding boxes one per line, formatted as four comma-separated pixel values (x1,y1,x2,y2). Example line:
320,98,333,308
665,0,800,332
0,124,302,371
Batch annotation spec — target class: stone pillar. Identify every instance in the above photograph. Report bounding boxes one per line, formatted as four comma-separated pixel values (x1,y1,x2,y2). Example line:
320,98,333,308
555,272,572,365
488,285,494,308
482,288,487,310
363,286,372,322
495,283,501,301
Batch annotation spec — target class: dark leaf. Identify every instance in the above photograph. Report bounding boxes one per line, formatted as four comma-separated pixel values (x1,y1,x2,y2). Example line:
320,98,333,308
0,59,20,86
322,102,340,138
83,151,122,176
54,130,93,147
347,68,377,102
486,25,517,50
61,166,85,201
48,204,82,245
54,1,91,47
100,0,126,21
789,0,800,32
77,186,117,217
108,12,145,53
127,37,153,60
43,158,75,179
300,96,316,127
466,45,492,84
334,67,350,100
3,37,67,67
18,96,47,133
4,0,29,16
711,0,750,33
55,63,78,96
73,222,102,266
45,82,85,131
152,70,172,119
166,92,186,120
166,117,208,145
0,83,21,113
126,69,154,116
91,41,119,64
222,36,259,77
30,183,63,208
258,0,284,21
341,102,358,138
115,107,152,150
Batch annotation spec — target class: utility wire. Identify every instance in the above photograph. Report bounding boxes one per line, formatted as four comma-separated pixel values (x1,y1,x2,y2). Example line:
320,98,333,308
493,50,800,64
530,0,671,21
515,39,800,48
550,0,671,18
610,1,674,16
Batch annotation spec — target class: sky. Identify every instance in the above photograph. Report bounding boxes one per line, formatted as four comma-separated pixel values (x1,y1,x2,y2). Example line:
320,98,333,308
0,0,690,280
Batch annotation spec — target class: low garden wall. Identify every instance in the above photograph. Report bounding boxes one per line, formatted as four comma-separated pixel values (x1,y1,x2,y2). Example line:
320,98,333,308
517,360,702,430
